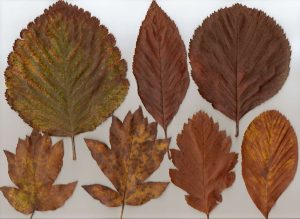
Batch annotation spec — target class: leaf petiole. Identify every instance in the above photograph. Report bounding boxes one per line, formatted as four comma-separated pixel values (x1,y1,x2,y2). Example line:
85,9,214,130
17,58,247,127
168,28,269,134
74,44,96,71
30,210,35,219
120,200,125,219
164,128,171,160
71,136,76,160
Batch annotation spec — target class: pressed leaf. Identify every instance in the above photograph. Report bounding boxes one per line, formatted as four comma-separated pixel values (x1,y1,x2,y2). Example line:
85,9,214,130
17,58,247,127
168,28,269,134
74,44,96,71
169,111,238,218
5,1,129,160
189,4,291,137
82,107,169,219
242,110,298,219
133,1,189,140
0,131,77,218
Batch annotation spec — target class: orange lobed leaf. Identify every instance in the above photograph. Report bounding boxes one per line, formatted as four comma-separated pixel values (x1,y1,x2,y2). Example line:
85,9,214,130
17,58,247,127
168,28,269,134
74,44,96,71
0,131,77,217
82,107,169,218
242,110,298,219
170,111,238,218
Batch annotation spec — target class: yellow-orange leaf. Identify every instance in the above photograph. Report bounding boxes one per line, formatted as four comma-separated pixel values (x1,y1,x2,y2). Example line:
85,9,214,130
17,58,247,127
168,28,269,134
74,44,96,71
82,107,169,219
0,131,77,217
242,110,298,219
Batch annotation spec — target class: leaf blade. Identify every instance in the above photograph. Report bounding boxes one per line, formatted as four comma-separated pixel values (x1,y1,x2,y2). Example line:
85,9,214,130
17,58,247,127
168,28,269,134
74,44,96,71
5,1,129,139
242,110,298,218
133,1,189,132
189,4,290,136
0,187,34,215
82,184,123,207
83,107,169,212
1,131,77,215
126,182,169,206
36,182,77,211
170,111,238,216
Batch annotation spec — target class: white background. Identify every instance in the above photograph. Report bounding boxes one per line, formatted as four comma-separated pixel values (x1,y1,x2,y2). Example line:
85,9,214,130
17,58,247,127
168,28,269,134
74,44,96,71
1,0,300,218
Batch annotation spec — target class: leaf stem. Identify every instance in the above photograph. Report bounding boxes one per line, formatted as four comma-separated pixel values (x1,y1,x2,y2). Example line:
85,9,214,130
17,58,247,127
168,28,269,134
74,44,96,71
206,213,209,219
71,136,77,160
30,210,35,219
120,201,125,219
120,189,126,219
164,128,171,159
235,120,239,137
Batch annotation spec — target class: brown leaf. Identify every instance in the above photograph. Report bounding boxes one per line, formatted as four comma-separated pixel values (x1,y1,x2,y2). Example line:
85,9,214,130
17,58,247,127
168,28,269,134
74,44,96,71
133,1,189,138
242,110,298,218
82,107,169,218
169,111,238,218
189,4,291,137
0,131,77,217
5,1,129,160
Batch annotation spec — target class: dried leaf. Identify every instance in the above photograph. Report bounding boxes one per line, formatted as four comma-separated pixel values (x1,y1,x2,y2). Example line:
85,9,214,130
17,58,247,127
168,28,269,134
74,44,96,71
169,111,238,218
242,110,298,218
82,107,169,219
0,131,77,218
189,4,290,136
5,1,129,160
133,1,189,139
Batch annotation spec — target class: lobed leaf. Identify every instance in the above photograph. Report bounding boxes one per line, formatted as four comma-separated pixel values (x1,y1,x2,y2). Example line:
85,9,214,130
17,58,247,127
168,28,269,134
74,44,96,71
82,107,169,218
170,111,238,218
0,131,77,216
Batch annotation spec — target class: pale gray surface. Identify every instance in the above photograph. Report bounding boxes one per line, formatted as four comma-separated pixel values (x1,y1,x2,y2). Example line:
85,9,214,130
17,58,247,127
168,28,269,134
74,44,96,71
0,0,300,218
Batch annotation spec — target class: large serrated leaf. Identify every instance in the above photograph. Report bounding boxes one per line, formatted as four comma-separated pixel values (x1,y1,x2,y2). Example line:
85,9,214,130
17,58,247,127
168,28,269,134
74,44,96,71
189,4,290,137
5,1,129,160
133,1,189,143
170,111,238,219
242,110,298,219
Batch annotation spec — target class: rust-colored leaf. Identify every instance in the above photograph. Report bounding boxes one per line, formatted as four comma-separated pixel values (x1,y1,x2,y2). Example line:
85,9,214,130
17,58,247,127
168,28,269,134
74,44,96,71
189,4,291,137
5,1,129,160
82,107,169,219
133,1,189,140
169,111,238,219
0,131,77,218
242,110,298,219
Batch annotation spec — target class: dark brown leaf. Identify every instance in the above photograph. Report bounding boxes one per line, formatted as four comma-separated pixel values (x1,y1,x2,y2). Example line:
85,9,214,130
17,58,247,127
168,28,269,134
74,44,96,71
0,131,77,217
82,107,169,219
133,1,189,138
189,4,291,136
170,111,238,218
242,110,298,218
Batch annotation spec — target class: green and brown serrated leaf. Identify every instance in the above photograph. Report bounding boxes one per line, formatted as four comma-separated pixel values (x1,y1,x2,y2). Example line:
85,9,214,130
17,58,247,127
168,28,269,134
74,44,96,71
242,110,298,219
133,0,189,143
170,111,238,219
189,4,290,137
5,1,129,160
82,107,169,219
0,131,77,218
